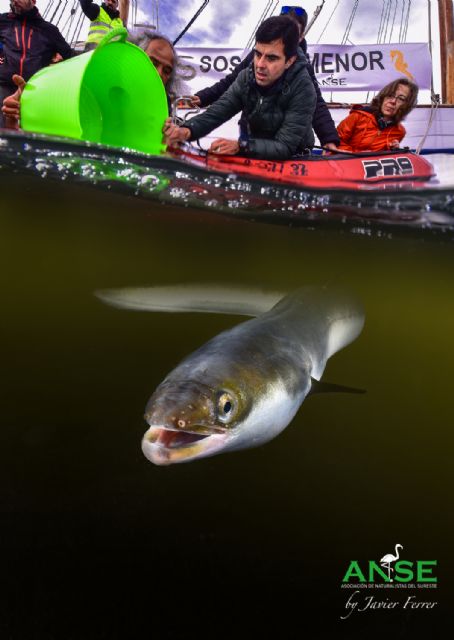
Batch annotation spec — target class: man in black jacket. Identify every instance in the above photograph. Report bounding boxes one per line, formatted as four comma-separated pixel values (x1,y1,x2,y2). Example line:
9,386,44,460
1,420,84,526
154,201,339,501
0,0,74,125
165,16,316,160
190,5,339,151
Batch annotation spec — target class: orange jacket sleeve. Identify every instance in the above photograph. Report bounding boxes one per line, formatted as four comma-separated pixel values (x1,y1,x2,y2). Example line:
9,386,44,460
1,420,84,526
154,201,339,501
336,112,361,152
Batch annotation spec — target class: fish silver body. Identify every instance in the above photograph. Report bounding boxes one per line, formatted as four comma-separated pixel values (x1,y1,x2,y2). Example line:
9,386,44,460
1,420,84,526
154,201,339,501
141,286,364,465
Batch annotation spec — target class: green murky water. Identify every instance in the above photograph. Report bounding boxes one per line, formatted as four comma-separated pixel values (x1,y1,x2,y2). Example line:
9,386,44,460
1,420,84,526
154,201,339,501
0,140,453,638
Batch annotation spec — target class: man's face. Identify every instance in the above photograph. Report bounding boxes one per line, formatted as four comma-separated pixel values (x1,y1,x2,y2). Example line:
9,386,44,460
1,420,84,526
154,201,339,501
145,39,175,87
253,38,296,87
104,0,118,9
10,0,35,14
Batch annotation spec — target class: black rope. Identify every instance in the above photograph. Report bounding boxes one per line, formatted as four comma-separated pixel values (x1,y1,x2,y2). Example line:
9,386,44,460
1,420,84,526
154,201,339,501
245,0,272,50
41,0,55,20
173,0,210,46
71,8,86,47
61,1,79,34
54,0,68,28
49,0,63,25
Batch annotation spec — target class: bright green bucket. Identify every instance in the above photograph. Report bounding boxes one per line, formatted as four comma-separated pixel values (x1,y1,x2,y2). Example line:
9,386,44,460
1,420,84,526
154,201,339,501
21,28,168,155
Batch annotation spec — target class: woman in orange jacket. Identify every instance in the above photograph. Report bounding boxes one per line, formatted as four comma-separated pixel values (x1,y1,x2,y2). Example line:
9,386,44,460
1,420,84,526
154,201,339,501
337,78,418,152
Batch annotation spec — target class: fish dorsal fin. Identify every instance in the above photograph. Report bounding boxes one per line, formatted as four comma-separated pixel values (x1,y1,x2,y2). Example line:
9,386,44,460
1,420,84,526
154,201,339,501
95,285,284,317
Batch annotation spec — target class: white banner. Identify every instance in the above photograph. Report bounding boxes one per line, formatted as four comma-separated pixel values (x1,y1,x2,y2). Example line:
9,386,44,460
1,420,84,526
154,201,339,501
176,43,432,93
307,43,432,91
176,47,246,94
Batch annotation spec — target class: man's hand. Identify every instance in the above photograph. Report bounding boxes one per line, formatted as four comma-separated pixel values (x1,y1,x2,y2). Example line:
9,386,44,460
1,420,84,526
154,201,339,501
322,142,339,154
163,117,191,146
209,138,240,155
389,139,400,149
2,74,26,130
177,96,201,108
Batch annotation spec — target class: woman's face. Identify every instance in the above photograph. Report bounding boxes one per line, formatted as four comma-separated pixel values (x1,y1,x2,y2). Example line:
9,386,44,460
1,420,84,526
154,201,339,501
381,83,411,118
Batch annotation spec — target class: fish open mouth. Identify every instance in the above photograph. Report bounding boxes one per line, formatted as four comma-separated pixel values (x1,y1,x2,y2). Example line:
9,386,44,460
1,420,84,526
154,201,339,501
142,425,228,465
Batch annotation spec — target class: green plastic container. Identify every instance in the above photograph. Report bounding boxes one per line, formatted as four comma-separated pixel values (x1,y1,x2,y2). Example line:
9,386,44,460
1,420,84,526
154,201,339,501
21,28,168,155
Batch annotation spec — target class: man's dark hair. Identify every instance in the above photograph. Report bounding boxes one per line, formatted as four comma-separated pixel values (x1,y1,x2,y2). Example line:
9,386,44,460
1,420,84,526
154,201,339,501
255,16,299,60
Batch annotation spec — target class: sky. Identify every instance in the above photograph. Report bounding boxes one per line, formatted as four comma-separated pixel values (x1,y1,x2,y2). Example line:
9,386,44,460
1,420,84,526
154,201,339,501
0,0,442,99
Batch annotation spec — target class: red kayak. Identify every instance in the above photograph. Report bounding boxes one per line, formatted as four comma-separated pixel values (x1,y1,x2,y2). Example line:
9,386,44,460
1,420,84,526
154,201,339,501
170,146,435,190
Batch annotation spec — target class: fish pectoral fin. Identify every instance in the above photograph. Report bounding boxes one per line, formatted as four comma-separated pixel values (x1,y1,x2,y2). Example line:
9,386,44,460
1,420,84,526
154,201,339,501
309,378,366,395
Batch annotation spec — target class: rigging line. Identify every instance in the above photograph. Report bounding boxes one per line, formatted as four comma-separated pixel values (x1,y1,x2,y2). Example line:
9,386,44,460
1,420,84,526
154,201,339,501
386,0,395,41
398,0,406,42
377,0,387,43
173,0,210,45
305,0,325,37
68,8,85,48
54,0,69,28
316,0,338,44
71,6,86,43
245,4,267,50
415,95,439,154
403,0,412,42
152,0,158,31
378,0,388,42
341,0,360,45
399,0,405,42
344,0,361,45
389,0,399,42
41,0,54,20
49,0,63,25
61,2,78,34
382,0,392,43
245,0,273,50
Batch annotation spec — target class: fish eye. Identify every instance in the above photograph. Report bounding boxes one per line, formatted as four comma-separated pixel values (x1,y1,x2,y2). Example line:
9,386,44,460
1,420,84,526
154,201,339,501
217,391,236,424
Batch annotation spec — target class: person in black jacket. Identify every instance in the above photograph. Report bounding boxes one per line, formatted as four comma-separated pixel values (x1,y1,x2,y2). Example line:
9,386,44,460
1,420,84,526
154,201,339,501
164,16,316,160
190,5,339,151
0,0,74,126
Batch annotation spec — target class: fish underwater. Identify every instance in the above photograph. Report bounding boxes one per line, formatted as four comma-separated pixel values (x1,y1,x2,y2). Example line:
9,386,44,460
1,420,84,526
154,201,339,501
97,285,364,465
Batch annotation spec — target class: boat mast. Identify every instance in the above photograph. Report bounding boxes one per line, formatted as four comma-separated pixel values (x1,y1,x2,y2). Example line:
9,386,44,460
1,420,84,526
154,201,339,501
438,0,454,103
119,0,130,27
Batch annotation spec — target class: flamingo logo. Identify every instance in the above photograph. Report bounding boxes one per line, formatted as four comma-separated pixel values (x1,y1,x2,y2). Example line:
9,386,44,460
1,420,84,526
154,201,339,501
380,543,403,582
390,50,415,80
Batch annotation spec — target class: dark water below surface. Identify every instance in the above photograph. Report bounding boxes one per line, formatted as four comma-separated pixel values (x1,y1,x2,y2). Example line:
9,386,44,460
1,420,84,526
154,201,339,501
0,139,453,639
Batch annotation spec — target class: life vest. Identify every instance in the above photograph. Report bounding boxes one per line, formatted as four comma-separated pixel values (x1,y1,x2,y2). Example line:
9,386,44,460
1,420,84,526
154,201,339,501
86,6,123,46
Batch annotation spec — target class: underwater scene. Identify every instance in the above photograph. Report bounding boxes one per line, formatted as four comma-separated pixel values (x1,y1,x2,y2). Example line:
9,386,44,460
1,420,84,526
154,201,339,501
0,132,453,638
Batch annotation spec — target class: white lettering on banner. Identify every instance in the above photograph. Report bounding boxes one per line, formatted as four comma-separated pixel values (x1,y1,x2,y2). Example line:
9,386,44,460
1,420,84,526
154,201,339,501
176,43,432,93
